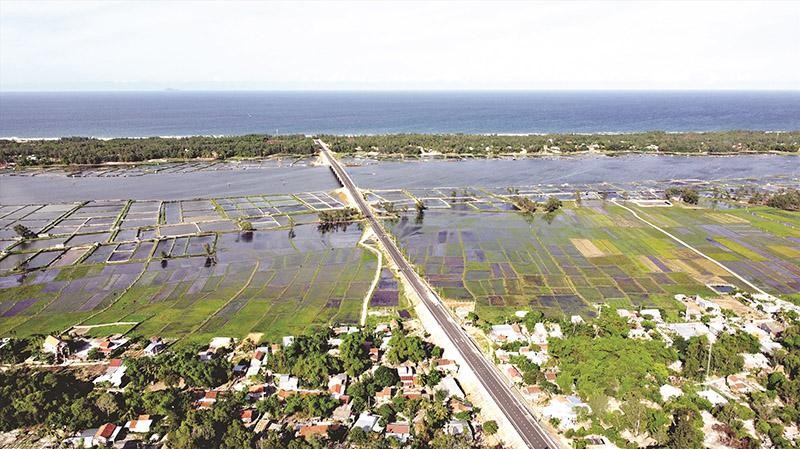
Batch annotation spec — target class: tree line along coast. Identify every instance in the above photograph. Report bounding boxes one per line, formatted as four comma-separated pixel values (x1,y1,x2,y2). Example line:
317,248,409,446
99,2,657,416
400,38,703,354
1,131,798,166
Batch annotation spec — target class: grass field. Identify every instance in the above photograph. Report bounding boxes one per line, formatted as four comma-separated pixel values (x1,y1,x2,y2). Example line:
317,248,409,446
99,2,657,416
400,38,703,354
387,201,795,321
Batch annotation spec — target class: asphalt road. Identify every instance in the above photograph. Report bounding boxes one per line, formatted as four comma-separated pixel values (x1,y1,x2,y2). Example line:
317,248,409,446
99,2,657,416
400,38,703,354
317,139,558,449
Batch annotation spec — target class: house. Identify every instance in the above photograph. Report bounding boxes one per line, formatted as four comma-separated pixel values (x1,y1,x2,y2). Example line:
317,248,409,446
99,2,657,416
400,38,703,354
353,413,380,432
369,347,380,362
247,384,269,401
240,409,259,425
209,337,234,351
520,347,548,365
66,428,98,448
698,389,728,406
93,359,127,388
445,420,473,440
585,434,622,449
278,374,299,391
124,415,154,433
43,335,67,356
742,353,771,371
436,376,465,399
659,384,683,401
386,422,411,443
143,337,166,357
95,336,129,356
505,364,523,383
616,309,635,319
375,386,394,403
332,403,353,423
282,336,295,347
663,322,711,340
195,391,220,408
433,358,458,373
571,315,584,324
94,423,121,445
640,309,663,322
328,373,347,399
397,366,416,384
297,423,338,439
245,360,262,379
524,385,545,403
548,323,563,339
541,395,590,430
726,374,762,395
489,324,526,342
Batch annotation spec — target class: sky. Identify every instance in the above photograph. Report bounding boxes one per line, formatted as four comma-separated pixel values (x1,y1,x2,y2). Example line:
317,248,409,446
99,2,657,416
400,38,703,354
1,0,799,91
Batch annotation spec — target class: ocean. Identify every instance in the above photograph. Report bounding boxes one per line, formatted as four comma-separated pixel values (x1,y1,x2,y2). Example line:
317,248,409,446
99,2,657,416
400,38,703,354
1,91,799,138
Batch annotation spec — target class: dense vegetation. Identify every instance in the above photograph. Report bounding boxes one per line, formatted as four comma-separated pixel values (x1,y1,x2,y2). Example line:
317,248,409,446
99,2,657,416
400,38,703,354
665,187,700,205
2,131,797,166
749,188,800,211
321,131,800,156
549,312,677,400
0,134,315,165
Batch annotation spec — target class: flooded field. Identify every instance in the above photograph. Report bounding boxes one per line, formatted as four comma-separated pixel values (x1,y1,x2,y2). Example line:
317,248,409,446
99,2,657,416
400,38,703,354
0,164,339,202
1,154,798,339
0,191,378,342
349,154,800,189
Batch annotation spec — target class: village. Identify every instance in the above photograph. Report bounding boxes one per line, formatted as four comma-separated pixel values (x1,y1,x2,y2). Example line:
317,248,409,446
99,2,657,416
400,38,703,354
464,289,800,449
1,318,507,448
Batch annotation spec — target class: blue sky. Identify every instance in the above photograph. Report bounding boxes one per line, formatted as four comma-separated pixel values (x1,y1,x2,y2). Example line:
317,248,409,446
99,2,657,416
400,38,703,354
1,0,798,91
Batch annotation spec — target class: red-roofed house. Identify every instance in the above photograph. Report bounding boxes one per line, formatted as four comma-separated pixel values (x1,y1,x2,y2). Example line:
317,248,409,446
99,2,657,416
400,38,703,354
95,423,120,445
297,423,339,439
386,422,411,443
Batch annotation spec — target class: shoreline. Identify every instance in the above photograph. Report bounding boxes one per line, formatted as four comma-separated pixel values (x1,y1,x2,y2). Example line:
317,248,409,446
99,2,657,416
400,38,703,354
3,129,800,141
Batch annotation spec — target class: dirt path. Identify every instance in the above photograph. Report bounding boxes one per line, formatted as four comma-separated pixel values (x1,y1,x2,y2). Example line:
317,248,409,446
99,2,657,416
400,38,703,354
357,229,382,326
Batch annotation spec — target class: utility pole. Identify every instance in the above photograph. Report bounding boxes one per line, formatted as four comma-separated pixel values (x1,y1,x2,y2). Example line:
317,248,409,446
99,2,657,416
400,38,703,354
705,337,713,382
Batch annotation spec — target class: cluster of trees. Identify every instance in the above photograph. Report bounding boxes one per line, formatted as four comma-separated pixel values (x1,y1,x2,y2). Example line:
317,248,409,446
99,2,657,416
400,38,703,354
318,207,361,233
385,331,440,365
257,392,339,421
752,323,800,449
125,346,231,389
665,187,700,205
509,195,562,214
749,188,800,211
510,195,538,213
0,369,94,431
264,333,341,388
676,331,760,380
0,135,316,166
320,131,800,156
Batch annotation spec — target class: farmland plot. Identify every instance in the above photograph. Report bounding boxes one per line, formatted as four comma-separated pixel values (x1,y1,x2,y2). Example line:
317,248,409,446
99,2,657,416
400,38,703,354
0,223,376,342
628,205,800,297
388,204,725,320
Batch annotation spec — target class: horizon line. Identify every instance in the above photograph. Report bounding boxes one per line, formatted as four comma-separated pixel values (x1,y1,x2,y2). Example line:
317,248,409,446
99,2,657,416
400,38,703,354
2,88,800,94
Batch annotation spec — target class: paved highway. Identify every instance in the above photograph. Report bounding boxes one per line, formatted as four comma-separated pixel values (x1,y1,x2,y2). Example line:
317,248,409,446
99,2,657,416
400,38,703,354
316,139,558,449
